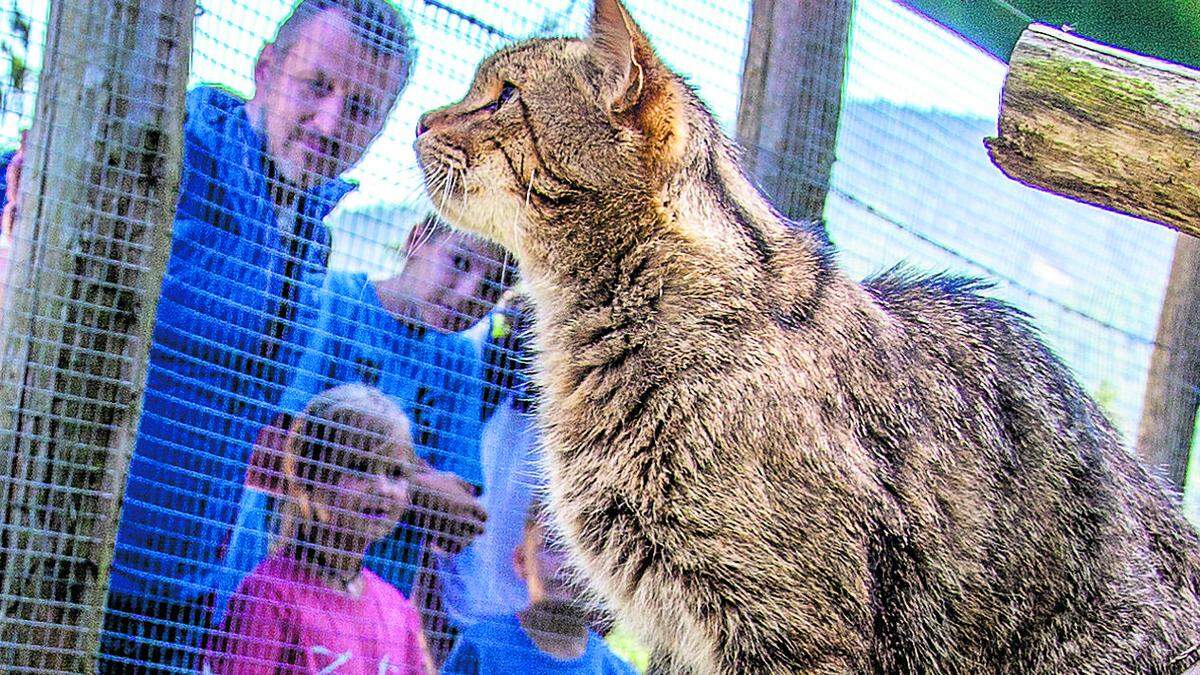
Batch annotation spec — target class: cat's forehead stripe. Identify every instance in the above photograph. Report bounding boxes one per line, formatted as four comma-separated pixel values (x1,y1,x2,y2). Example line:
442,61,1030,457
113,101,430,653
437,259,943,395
486,38,585,73
491,39,562,62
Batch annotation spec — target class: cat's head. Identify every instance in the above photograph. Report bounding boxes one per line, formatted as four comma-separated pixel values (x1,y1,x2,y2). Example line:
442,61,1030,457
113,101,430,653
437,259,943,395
414,0,717,257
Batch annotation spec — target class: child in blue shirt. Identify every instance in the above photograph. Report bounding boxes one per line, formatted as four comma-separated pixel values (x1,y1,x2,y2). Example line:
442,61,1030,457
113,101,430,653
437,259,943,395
441,296,541,626
442,499,638,675
213,214,514,623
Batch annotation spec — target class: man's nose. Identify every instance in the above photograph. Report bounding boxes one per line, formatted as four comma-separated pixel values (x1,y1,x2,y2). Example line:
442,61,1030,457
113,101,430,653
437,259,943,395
312,96,345,137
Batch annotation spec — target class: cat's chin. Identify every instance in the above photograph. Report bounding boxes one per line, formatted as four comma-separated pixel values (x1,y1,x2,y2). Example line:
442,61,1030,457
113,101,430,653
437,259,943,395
427,191,524,255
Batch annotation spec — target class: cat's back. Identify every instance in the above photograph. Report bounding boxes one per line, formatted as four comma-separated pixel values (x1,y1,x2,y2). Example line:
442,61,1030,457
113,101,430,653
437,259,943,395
847,268,1200,666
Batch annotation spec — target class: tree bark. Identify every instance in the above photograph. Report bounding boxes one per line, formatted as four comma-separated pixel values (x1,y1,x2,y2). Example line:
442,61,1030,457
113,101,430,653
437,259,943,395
986,24,1200,491
1137,236,1200,491
736,0,854,224
0,1,193,670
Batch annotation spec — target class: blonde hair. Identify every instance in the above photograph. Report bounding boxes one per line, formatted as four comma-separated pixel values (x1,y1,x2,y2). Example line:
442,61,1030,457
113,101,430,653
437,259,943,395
273,383,415,556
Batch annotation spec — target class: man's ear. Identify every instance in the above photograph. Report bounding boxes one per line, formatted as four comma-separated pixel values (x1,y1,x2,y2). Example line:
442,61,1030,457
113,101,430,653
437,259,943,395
589,0,644,113
253,43,279,91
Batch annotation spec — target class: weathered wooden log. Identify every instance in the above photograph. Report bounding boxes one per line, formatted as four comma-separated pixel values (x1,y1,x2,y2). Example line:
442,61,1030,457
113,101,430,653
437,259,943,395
986,24,1200,237
0,0,193,670
1137,235,1200,491
736,0,853,224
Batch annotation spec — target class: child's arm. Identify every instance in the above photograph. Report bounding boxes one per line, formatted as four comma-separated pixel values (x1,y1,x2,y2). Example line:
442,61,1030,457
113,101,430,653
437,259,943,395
203,578,289,675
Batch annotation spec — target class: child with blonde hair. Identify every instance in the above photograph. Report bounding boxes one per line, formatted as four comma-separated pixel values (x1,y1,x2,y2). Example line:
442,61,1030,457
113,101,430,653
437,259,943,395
205,383,433,674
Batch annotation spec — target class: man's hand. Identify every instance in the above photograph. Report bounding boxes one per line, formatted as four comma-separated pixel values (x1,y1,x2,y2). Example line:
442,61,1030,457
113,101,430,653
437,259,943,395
407,469,487,556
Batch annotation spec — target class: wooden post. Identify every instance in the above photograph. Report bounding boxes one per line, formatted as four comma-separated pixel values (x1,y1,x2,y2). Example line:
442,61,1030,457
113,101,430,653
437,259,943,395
986,24,1200,491
1137,237,1200,491
0,0,193,670
736,0,854,224
986,24,1200,235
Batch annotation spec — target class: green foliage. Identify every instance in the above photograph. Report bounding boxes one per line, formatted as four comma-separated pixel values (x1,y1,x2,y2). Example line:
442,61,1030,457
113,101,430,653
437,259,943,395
604,622,651,673
1094,379,1118,420
0,1,29,113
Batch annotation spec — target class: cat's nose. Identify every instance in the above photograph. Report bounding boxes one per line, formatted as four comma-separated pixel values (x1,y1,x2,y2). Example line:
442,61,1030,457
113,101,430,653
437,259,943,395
417,109,453,138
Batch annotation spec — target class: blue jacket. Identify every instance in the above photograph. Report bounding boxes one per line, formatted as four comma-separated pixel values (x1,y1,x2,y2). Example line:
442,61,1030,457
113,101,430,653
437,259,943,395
110,86,354,601
284,271,484,480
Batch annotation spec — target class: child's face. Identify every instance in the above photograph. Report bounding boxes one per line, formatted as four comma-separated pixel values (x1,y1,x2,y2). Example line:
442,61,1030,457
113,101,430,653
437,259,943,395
516,524,583,607
402,231,506,333
312,443,413,547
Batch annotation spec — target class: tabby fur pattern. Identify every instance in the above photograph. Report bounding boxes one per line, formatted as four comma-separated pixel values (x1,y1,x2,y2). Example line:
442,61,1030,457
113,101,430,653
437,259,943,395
414,1,1200,672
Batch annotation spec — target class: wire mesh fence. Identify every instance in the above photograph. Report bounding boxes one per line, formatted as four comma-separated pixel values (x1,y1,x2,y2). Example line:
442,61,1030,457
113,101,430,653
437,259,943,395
0,0,1193,672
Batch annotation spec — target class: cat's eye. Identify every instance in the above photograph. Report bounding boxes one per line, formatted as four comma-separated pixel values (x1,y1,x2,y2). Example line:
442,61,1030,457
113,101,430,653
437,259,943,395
482,82,518,114
497,82,518,105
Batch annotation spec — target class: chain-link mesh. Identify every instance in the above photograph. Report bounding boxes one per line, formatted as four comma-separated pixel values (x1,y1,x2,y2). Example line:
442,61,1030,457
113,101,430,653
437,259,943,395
833,0,1197,515
0,0,1193,672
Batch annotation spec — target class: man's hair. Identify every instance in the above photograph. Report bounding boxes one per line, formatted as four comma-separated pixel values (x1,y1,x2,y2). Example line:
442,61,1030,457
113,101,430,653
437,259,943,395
272,0,416,85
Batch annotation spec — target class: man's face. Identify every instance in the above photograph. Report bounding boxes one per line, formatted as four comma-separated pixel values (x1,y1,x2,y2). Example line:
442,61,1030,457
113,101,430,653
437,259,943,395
253,9,404,188
402,231,507,333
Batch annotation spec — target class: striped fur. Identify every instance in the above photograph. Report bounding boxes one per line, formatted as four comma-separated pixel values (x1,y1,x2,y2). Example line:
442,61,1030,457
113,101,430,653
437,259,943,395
414,1,1200,672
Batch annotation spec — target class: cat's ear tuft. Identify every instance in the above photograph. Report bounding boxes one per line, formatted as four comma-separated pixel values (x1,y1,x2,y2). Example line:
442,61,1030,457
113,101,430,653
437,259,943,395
590,0,645,112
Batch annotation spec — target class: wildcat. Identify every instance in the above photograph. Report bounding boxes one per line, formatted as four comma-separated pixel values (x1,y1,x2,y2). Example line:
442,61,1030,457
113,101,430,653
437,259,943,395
413,0,1200,672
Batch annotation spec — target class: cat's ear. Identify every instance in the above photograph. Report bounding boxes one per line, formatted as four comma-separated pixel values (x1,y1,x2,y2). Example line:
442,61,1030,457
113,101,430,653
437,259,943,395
589,0,645,112
590,0,688,169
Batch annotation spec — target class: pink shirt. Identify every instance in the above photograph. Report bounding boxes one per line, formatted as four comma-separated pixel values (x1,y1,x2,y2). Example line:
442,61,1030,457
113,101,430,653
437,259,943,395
204,553,430,675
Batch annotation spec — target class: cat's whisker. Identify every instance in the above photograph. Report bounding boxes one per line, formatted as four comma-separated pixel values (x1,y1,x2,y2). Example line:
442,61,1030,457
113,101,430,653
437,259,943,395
409,166,457,258
407,173,447,259
439,167,457,217
524,167,536,212
511,166,536,235
424,172,447,208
